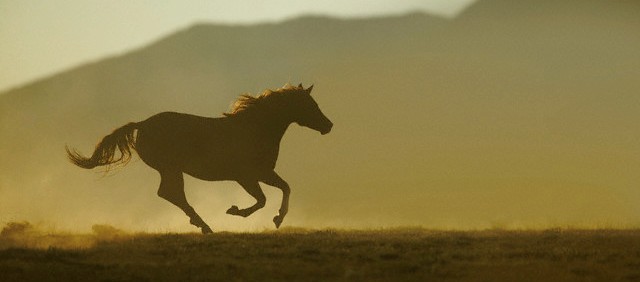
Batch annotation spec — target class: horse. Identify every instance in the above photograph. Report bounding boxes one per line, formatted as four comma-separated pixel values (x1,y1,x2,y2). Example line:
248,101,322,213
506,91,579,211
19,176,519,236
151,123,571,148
65,83,333,234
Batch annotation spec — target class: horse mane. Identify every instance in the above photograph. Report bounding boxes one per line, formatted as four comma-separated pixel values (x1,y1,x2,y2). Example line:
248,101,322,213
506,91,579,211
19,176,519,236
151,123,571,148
224,83,304,117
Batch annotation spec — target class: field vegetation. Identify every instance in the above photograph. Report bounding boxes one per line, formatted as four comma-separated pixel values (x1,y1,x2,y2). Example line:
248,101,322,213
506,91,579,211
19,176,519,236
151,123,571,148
2,222,640,281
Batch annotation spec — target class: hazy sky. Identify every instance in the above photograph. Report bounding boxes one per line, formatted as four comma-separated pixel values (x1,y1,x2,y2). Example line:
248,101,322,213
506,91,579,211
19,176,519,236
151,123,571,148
0,0,476,92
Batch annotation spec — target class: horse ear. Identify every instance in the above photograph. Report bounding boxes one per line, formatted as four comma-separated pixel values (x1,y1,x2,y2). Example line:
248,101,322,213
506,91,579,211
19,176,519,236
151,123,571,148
306,84,314,94
298,83,303,88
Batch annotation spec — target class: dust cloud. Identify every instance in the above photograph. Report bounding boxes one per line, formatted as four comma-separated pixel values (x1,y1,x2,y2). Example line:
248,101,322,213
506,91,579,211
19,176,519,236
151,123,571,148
0,221,129,250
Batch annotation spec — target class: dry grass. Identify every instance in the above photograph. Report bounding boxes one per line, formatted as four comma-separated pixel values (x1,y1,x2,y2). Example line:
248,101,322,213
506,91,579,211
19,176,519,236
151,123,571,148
2,223,640,281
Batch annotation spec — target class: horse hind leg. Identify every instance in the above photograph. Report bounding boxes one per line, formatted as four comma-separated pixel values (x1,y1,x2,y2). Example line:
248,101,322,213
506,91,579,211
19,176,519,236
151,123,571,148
226,180,266,218
157,171,213,234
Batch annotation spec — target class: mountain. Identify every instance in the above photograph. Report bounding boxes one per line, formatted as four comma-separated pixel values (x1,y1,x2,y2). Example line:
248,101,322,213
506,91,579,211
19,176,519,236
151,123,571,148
1,1,639,231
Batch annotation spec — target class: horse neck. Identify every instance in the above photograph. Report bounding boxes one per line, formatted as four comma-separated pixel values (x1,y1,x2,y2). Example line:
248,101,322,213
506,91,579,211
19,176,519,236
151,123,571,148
246,110,293,142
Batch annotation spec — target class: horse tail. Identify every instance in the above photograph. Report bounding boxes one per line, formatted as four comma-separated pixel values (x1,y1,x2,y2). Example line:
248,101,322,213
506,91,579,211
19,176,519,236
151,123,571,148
65,122,138,170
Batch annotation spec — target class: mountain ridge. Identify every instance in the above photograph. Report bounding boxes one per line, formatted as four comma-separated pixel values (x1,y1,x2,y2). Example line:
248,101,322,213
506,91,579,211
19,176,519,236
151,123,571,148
0,11,448,96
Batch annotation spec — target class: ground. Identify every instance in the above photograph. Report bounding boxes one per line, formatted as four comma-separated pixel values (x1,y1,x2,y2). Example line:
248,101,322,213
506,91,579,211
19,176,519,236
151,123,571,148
1,223,640,281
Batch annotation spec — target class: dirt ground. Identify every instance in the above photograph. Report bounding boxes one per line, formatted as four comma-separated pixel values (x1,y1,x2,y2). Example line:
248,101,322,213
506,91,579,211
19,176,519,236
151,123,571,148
1,223,640,281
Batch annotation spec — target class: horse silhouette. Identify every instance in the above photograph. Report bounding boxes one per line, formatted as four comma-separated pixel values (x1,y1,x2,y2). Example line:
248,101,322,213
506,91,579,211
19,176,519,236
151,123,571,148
66,84,333,234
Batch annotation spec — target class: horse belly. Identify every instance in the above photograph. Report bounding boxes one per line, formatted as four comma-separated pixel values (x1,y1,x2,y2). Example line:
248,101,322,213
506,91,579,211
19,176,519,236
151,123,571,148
182,149,273,181
178,142,261,181
180,155,236,181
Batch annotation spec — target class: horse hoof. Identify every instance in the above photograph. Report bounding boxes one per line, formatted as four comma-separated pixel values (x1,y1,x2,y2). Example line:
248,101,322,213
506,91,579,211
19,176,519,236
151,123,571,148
273,215,283,229
226,205,239,215
201,226,213,234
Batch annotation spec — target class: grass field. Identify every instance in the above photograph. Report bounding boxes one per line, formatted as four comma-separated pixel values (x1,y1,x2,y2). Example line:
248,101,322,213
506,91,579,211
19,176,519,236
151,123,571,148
2,222,640,281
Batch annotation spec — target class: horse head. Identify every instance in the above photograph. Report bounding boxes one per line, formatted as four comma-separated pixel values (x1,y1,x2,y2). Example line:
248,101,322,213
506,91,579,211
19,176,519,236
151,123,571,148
290,84,333,135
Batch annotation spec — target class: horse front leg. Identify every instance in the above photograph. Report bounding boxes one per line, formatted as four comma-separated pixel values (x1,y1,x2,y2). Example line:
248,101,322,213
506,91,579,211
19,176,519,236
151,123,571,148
261,171,290,228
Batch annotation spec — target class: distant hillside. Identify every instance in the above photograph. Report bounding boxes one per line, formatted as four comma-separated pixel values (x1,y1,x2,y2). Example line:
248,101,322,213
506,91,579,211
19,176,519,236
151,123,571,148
1,1,639,231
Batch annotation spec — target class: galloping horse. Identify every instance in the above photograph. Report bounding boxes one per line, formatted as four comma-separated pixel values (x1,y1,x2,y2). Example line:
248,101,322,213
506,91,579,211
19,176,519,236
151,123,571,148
66,84,333,234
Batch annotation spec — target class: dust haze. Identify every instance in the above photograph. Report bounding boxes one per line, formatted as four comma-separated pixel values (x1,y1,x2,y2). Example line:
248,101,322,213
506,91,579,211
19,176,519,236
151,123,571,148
1,0,640,233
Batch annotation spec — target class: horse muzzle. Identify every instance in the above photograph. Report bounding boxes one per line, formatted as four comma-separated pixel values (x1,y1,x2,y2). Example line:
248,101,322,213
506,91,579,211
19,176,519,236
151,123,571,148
321,122,333,135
